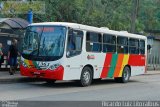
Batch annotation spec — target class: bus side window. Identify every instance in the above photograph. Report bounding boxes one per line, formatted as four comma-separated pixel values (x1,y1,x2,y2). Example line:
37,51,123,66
86,32,102,52
103,34,116,53
67,29,83,57
139,40,145,54
129,38,139,54
117,36,128,54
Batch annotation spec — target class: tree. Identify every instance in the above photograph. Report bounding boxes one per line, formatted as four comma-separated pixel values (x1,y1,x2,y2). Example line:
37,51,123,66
1,0,160,33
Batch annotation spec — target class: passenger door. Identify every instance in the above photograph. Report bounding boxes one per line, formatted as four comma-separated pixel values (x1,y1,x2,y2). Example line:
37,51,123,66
64,29,84,80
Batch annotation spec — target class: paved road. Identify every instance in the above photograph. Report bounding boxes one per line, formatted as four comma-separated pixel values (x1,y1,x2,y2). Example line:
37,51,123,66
0,74,160,101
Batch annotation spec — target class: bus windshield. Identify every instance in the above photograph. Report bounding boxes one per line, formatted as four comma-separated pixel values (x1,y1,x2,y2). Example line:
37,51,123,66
22,26,67,61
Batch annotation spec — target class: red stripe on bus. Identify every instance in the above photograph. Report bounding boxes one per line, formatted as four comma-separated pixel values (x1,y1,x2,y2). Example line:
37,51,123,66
20,65,64,80
128,54,145,66
100,53,112,78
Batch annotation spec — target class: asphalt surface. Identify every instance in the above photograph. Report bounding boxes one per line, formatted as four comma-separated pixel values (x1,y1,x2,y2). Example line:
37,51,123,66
0,71,44,83
0,72,160,101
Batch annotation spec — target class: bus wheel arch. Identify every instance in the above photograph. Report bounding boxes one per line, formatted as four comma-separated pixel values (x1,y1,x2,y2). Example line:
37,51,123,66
84,64,94,76
121,65,131,83
125,64,131,75
114,65,131,83
79,64,94,87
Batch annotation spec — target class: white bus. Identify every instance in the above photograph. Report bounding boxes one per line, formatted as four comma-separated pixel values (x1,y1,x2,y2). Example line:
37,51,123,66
20,22,147,86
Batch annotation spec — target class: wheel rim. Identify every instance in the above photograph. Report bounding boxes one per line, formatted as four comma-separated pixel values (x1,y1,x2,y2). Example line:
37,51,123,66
82,70,90,84
123,68,129,81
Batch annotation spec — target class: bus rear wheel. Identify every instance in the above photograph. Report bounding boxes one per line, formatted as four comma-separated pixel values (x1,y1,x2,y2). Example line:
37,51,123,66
79,67,93,87
114,66,130,83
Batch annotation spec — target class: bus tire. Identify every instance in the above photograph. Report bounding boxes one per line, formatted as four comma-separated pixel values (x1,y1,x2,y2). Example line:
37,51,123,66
114,66,130,83
79,67,93,87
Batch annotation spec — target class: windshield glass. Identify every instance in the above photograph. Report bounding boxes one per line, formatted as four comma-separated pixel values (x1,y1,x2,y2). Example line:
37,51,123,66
22,26,67,61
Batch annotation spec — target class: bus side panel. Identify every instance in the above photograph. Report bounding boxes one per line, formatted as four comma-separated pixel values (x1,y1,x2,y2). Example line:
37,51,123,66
114,54,126,77
62,52,106,80
130,66,145,76
117,54,130,77
128,54,146,76
100,53,146,78
82,52,106,79
100,53,112,78
100,53,129,78
62,55,83,80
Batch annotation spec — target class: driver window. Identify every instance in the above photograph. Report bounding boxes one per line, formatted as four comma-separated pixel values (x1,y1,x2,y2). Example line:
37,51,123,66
27,32,38,50
67,29,83,57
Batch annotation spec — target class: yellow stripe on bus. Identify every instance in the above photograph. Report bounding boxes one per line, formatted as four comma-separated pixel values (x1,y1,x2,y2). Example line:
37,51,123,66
118,54,129,77
24,59,30,67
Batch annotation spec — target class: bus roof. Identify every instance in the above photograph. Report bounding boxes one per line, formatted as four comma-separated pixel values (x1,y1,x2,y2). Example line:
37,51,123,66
30,22,147,40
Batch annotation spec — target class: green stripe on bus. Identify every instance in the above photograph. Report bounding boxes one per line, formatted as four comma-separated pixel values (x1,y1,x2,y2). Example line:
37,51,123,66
33,61,39,69
108,54,118,78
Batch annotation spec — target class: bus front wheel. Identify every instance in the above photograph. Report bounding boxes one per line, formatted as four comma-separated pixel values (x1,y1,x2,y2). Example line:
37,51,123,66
79,67,93,87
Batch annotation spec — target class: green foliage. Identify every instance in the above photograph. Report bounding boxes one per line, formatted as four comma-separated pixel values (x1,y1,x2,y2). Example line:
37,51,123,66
1,0,159,33
138,0,160,31
0,1,44,14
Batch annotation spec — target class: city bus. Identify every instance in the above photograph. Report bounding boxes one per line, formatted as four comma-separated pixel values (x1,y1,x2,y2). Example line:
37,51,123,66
20,22,147,87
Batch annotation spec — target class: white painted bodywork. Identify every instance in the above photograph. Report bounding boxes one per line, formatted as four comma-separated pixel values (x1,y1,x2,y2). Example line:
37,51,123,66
26,22,147,80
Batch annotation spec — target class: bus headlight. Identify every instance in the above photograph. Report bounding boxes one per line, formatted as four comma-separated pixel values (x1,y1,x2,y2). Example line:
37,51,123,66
49,63,60,70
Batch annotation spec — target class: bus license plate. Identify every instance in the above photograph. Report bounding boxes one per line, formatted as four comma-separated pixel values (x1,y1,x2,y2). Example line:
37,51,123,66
34,72,40,75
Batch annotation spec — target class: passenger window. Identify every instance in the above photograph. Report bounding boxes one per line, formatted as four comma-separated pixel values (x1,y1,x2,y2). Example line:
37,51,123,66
139,40,145,54
67,29,83,57
117,36,128,54
86,32,102,52
129,38,139,54
103,34,116,53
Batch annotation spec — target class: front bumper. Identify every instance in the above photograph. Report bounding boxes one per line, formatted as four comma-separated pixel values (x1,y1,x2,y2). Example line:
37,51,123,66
20,65,64,80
